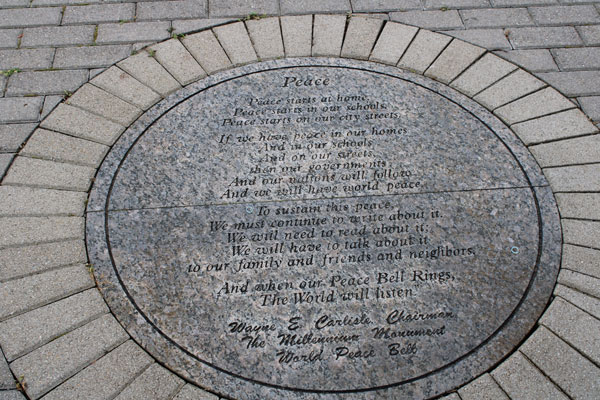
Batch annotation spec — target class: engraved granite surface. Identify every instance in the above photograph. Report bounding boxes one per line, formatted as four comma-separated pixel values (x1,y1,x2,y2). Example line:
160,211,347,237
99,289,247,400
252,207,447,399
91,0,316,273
87,59,561,399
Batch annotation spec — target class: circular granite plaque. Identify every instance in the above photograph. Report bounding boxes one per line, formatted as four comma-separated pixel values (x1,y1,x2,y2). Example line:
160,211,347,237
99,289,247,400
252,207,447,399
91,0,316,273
87,59,561,399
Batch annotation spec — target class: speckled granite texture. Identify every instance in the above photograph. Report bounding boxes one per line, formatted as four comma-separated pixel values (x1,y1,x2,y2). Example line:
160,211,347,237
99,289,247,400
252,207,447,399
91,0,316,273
87,60,560,399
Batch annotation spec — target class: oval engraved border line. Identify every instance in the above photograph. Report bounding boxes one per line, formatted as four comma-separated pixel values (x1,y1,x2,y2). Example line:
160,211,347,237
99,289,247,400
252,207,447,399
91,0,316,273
86,58,562,400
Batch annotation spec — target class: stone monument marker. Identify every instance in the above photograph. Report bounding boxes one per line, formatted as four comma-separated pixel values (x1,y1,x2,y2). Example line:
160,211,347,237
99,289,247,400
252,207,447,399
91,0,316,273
87,59,560,399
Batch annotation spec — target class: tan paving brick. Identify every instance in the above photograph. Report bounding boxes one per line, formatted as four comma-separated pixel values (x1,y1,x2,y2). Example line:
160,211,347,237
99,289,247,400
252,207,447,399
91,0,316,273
3,156,95,192
42,340,152,400
0,289,108,361
544,164,600,192
341,17,384,60
474,69,546,110
459,373,509,400
556,193,600,221
149,39,206,86
0,265,92,321
397,30,451,74
246,17,284,61
0,186,86,217
118,52,182,97
91,66,161,110
558,269,600,299
313,14,346,57
114,363,183,400
554,284,600,320
21,128,108,167
213,22,257,66
495,87,576,125
529,134,600,167
370,22,418,65
10,314,127,399
181,30,232,75
66,84,142,126
450,53,516,97
541,298,600,365
511,109,597,145
0,240,86,282
425,39,486,84
562,219,600,249
41,103,125,146
281,15,313,58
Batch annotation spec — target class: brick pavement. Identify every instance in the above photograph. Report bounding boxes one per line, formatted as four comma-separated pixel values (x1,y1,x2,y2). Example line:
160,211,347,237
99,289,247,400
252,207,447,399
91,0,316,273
0,2,599,400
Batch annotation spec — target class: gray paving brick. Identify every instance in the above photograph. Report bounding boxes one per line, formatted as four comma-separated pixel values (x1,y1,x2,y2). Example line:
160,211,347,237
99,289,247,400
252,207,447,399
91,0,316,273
0,97,43,123
312,15,346,57
553,47,600,71
115,363,183,400
172,18,235,34
370,21,418,65
0,351,13,389
172,384,219,400
10,314,127,400
538,71,600,97
118,52,181,96
281,15,313,57
530,134,600,167
579,96,600,121
398,29,451,74
209,0,279,17
495,87,575,124
137,0,206,21
558,269,600,299
458,373,509,400
96,22,171,44
492,0,557,5
425,40,485,84
7,69,87,96
557,193,600,222
3,156,96,191
521,326,600,400
21,128,108,167
508,26,583,49
541,297,600,364
150,40,206,85
43,340,152,400
213,22,257,65
0,29,20,49
281,0,351,13
66,84,141,126
0,0,29,7
0,154,13,177
341,17,384,60
246,17,284,60
495,49,558,72
41,103,125,145
21,25,96,47
562,218,600,248
492,351,568,400
0,7,61,29
544,163,600,192
91,66,161,110
451,53,516,97
461,8,533,28
555,284,600,320
0,391,25,400
578,25,600,46
511,109,596,144
54,45,131,69
40,95,63,120
390,10,464,30
63,3,134,25
484,73,538,109
0,123,34,152
530,5,600,25
0,289,108,361
0,185,87,217
425,0,491,8
0,240,86,282
0,264,91,321
352,0,421,12
441,28,511,50
0,49,54,71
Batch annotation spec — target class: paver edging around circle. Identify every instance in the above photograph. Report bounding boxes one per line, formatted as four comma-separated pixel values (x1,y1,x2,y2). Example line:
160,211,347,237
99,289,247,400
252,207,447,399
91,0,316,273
0,14,598,400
